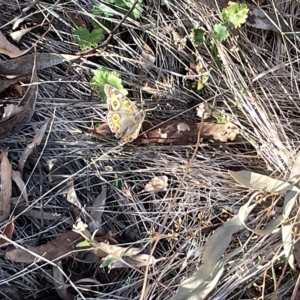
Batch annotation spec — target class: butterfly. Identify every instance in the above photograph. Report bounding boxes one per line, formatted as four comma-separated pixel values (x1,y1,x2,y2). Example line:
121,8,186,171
104,84,145,144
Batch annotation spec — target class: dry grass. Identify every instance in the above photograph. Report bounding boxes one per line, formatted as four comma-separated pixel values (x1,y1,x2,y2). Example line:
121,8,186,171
1,0,300,299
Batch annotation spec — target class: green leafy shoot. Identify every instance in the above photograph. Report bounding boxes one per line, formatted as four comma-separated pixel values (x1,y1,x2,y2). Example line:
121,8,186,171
190,28,206,45
196,73,209,91
187,63,210,92
100,256,116,268
212,24,229,42
74,26,105,51
221,3,249,29
76,240,91,247
215,109,230,124
92,4,114,17
91,67,128,100
93,0,143,20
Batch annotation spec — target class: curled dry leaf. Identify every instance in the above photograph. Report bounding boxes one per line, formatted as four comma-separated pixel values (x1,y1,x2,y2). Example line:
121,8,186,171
10,83,23,97
10,24,40,43
140,42,156,64
65,180,90,220
0,54,38,138
197,102,212,120
0,219,14,247
0,77,26,94
88,185,107,232
0,152,12,223
5,230,81,263
18,119,50,175
11,170,28,205
53,261,74,300
0,31,30,58
144,176,168,193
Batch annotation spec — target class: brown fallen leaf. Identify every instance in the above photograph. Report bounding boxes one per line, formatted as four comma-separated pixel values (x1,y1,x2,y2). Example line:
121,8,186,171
11,170,28,205
88,185,107,232
5,230,82,263
0,76,27,94
0,52,79,77
0,219,14,247
14,204,72,224
18,119,50,175
10,83,23,97
144,176,168,193
92,120,239,144
65,11,86,27
0,31,30,58
53,261,74,300
0,53,38,138
0,152,12,222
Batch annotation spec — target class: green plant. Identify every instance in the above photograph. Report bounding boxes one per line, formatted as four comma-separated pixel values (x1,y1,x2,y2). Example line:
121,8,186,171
190,28,206,46
221,2,249,29
212,24,229,42
189,2,249,72
74,26,105,51
91,67,128,100
185,62,210,91
92,0,143,20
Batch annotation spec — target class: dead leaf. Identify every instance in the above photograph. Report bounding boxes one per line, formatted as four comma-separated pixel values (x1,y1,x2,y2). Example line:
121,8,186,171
90,240,142,259
140,42,155,64
65,11,86,27
11,170,28,205
14,204,72,224
5,230,81,263
88,185,107,232
93,120,239,145
228,170,299,193
144,176,168,193
18,119,50,175
0,31,30,58
10,25,40,43
0,53,38,138
0,219,14,247
10,83,23,97
281,153,300,270
197,102,212,120
0,77,26,94
0,152,12,222
0,53,79,77
107,253,157,270
53,261,74,300
65,180,90,219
